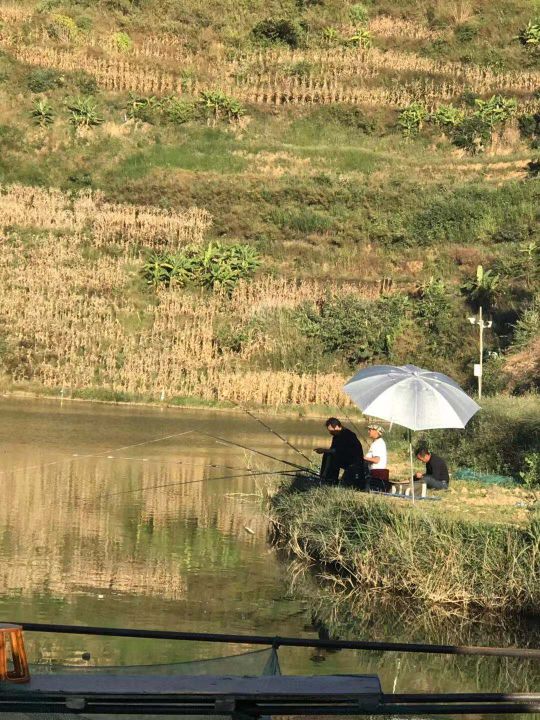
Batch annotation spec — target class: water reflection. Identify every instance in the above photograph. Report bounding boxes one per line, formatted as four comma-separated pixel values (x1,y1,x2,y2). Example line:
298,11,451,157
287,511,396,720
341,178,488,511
0,397,538,708
0,398,316,665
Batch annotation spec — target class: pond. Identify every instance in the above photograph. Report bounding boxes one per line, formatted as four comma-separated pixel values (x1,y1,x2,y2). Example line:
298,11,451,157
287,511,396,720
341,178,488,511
0,397,538,701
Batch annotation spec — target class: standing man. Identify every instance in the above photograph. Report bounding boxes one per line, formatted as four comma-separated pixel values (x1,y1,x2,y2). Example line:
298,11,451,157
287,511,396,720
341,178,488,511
414,444,450,490
364,424,389,491
315,418,366,489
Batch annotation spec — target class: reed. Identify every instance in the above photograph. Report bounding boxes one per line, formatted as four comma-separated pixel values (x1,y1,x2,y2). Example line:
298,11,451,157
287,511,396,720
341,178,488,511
270,486,540,613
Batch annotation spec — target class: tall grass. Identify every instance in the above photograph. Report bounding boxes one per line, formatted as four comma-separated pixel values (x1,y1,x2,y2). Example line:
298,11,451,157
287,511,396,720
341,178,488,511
270,486,540,612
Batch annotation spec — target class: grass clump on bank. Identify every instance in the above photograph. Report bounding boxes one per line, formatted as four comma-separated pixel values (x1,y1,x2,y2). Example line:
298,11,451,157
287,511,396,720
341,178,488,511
270,486,540,613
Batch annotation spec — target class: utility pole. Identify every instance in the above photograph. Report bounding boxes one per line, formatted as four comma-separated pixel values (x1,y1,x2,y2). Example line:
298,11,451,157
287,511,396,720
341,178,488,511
468,306,492,399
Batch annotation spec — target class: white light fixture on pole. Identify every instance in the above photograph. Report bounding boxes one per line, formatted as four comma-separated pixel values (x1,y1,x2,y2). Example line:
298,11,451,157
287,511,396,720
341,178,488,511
468,306,492,399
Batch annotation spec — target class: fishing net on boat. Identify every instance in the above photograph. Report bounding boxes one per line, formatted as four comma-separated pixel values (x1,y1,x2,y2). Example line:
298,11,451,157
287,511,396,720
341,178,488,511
3,648,281,719
30,646,281,676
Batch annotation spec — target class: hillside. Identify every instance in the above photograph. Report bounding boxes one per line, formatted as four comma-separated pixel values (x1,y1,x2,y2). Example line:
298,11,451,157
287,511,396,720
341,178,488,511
0,0,538,406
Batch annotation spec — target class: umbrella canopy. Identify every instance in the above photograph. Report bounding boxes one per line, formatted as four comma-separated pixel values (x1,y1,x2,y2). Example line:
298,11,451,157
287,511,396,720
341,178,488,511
343,364,481,500
343,364,480,432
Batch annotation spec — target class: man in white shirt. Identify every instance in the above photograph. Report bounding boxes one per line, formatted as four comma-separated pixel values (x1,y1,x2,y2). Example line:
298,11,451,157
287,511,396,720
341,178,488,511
364,424,388,491
365,424,387,469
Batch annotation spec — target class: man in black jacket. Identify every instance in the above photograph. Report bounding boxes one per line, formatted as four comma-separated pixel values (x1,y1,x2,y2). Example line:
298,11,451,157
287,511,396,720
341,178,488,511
414,445,450,489
315,418,366,490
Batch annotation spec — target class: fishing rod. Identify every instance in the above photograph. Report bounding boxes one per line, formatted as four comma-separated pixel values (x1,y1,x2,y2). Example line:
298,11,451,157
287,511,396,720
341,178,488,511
337,405,364,438
233,403,312,465
92,468,298,502
201,432,316,475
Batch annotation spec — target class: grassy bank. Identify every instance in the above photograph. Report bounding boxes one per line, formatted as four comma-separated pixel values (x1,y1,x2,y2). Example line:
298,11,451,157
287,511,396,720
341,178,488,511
269,485,540,613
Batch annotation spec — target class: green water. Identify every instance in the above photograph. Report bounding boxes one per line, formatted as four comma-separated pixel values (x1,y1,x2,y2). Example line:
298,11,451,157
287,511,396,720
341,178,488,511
0,397,538,701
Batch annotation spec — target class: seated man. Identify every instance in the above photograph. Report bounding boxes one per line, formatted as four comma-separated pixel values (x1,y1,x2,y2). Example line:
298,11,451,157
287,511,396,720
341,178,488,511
414,444,450,490
364,423,389,491
315,417,367,490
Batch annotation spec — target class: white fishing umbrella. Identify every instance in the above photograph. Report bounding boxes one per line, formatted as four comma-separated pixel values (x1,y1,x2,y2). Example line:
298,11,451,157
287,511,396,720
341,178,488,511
343,364,480,499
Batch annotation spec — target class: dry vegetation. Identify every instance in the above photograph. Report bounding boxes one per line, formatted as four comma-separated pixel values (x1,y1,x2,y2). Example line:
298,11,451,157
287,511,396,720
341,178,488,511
4,31,540,110
0,184,370,405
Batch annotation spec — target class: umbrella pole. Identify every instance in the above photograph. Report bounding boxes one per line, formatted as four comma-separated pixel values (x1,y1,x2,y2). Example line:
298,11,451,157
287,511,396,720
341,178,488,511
409,429,415,503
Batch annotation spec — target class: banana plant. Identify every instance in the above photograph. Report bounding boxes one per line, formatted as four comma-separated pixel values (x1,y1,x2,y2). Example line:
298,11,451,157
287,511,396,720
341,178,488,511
348,27,372,48
517,21,540,46
461,264,500,309
398,103,428,137
31,99,54,126
142,253,173,287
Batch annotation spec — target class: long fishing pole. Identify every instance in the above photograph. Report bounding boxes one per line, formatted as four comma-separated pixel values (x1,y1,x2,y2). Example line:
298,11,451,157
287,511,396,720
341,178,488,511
338,405,364,438
92,468,297,502
235,403,312,465
201,432,316,474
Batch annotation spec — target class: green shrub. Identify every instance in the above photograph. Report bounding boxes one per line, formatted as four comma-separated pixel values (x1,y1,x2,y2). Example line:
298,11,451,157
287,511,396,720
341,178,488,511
349,3,369,24
31,99,54,126
75,16,93,32
454,23,478,42
36,0,62,11
398,103,428,137
27,68,63,93
286,60,312,78
426,396,540,479
431,104,465,129
270,207,333,233
414,278,463,357
309,105,375,132
67,96,103,127
520,452,540,488
198,90,246,122
72,70,98,94
451,115,492,153
252,18,305,48
407,182,539,246
141,242,260,292
125,93,162,123
46,14,79,42
112,30,133,51
513,293,540,349
295,293,409,366
519,113,540,147
0,124,23,150
164,97,197,124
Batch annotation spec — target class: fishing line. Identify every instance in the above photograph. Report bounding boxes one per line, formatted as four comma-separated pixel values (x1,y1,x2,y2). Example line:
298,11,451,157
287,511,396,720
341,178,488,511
337,406,364,439
89,468,297,502
201,432,316,474
74,456,257,473
232,403,313,464
0,430,194,479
